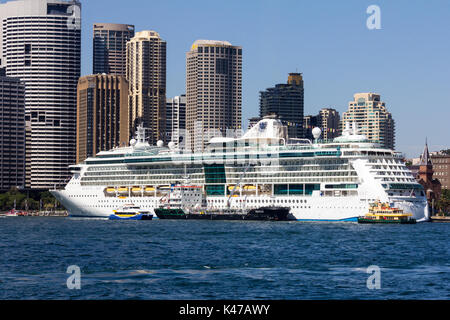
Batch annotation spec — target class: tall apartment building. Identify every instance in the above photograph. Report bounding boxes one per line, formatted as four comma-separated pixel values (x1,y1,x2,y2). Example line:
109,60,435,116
0,74,25,191
186,40,242,152
76,74,129,163
259,73,304,139
166,95,186,145
319,108,340,141
126,30,166,145
93,23,135,76
341,93,395,150
0,0,81,189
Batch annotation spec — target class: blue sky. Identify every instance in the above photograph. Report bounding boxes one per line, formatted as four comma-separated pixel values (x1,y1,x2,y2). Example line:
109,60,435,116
80,0,450,158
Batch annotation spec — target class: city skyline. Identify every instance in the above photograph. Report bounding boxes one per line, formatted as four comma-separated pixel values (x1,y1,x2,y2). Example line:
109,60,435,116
77,0,450,158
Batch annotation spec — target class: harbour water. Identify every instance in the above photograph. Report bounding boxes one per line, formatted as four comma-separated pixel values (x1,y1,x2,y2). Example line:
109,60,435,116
0,217,448,300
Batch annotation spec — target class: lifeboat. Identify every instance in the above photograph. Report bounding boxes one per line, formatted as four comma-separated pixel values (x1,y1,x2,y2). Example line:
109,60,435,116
131,186,142,193
105,187,116,193
117,187,128,194
228,185,241,191
243,185,256,190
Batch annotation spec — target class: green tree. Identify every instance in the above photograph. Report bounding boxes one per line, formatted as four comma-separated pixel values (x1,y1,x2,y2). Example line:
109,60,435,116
437,189,450,215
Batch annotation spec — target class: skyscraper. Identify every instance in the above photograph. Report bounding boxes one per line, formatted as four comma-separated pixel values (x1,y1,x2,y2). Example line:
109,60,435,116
76,74,129,163
126,30,166,145
166,95,186,146
0,0,81,189
341,93,395,149
186,40,242,152
0,74,25,191
259,73,304,139
93,23,135,76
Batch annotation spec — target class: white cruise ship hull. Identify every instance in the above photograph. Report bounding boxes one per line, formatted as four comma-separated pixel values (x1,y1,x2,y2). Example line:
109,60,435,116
51,188,428,222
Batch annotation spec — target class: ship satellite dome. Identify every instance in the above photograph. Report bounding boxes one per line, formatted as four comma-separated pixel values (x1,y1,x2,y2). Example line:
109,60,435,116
130,139,137,146
157,140,164,147
168,141,175,149
312,127,322,139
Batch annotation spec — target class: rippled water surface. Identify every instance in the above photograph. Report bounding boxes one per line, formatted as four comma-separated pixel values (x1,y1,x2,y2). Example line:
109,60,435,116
0,217,449,299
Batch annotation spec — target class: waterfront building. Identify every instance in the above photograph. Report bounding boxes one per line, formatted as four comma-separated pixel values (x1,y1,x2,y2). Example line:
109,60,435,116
126,30,166,145
416,141,441,211
0,74,25,191
76,74,129,164
0,0,81,189
93,23,135,76
186,40,242,152
431,152,450,190
259,73,304,139
341,93,395,150
165,95,186,145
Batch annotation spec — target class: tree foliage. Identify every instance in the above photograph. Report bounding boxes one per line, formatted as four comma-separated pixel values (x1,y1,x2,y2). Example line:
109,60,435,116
0,188,61,211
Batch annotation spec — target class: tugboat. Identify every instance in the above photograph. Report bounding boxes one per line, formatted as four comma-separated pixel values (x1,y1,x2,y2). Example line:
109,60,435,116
109,204,153,220
357,200,416,224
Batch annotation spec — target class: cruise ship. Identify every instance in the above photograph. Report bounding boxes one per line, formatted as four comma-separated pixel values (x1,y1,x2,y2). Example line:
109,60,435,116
51,117,429,221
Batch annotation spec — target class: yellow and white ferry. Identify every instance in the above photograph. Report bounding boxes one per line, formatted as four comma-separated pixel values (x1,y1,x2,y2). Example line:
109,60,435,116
357,200,416,224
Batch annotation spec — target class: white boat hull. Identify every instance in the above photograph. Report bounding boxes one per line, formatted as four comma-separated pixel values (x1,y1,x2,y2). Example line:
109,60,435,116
51,188,428,222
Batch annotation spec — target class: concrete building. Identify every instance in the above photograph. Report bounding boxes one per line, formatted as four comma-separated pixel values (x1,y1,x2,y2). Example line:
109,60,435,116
76,74,129,163
319,108,340,141
259,73,304,139
126,30,166,145
93,23,135,76
165,95,186,146
0,74,25,191
0,0,81,189
341,93,395,150
186,40,242,152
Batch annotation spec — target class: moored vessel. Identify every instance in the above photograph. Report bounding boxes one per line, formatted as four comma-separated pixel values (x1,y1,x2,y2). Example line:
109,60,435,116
155,206,290,221
109,204,153,220
51,117,429,222
357,200,416,224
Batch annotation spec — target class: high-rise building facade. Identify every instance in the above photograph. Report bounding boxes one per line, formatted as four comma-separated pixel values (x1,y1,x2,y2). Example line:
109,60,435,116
0,0,81,189
259,73,304,139
166,95,186,145
341,93,395,150
0,74,25,191
186,40,242,152
93,23,135,76
126,30,166,145
319,108,340,141
76,74,129,164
